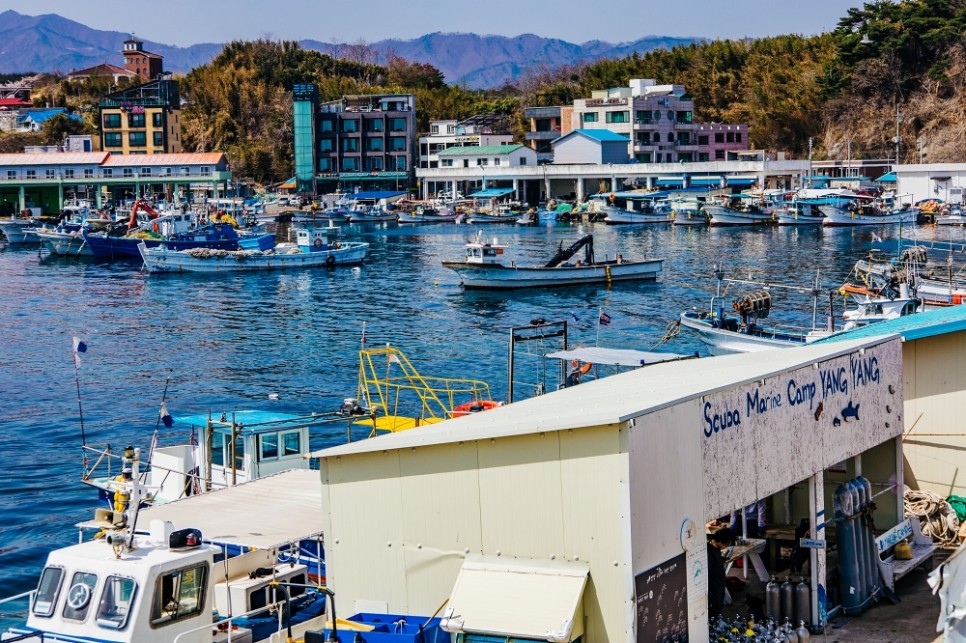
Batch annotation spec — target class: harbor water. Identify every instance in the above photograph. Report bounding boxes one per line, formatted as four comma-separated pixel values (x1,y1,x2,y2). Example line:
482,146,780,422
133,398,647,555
0,220,959,610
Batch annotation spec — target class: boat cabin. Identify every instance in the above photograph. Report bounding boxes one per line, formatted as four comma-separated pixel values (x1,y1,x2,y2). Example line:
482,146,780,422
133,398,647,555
296,227,340,253
463,238,507,265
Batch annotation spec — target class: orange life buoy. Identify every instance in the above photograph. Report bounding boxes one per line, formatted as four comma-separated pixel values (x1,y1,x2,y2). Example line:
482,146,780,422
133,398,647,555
451,400,501,417
152,222,159,233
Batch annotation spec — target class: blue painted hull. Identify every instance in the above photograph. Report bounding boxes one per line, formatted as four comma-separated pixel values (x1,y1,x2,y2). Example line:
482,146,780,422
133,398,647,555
84,225,240,259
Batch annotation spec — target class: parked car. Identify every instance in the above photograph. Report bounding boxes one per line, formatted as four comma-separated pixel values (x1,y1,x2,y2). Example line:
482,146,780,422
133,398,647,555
277,196,290,206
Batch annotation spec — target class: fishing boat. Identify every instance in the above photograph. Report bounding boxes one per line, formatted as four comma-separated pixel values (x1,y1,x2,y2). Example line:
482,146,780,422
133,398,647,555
346,203,397,223
776,189,852,225
853,245,966,306
139,227,369,274
464,203,522,224
395,201,459,224
671,198,708,226
679,271,922,353
705,190,784,226
441,232,663,290
36,227,93,256
0,446,331,643
935,204,966,226
597,192,674,225
0,212,40,243
820,192,917,226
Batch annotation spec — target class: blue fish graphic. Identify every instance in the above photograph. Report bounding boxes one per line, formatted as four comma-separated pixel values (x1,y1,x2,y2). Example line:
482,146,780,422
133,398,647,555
841,401,861,422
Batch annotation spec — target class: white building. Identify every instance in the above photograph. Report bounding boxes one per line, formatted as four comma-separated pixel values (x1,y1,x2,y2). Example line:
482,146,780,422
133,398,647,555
893,163,966,204
551,129,630,165
418,116,514,169
313,337,905,642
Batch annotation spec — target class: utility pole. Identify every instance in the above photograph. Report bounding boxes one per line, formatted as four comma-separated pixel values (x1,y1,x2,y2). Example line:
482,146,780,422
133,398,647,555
893,104,902,167
807,137,813,189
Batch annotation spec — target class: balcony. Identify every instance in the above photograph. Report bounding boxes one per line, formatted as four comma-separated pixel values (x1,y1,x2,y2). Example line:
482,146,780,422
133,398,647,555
526,130,561,141
584,98,628,107
524,107,562,119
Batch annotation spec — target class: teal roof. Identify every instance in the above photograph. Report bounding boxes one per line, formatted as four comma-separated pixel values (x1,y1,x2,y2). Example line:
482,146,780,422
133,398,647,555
438,144,523,156
469,187,515,198
876,172,897,182
814,305,966,344
571,128,629,143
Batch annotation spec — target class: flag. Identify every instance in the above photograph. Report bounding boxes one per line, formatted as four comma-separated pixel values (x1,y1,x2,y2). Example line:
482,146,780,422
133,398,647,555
599,311,612,326
72,336,87,367
871,232,883,243
159,402,173,428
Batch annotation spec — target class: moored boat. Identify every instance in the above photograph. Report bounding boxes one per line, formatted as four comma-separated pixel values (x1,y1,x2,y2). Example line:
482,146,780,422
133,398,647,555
139,227,369,274
441,232,662,290
0,214,40,243
820,192,917,226
706,190,784,226
36,227,93,256
599,192,674,225
671,198,708,226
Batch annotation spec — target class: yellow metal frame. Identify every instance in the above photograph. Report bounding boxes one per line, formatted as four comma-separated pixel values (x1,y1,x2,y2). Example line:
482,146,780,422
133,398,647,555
355,345,493,436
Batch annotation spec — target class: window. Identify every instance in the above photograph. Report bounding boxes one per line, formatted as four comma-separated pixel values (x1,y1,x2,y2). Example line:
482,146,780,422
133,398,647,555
26,170,36,179
129,132,146,147
389,137,406,151
65,169,74,179
494,158,501,166
605,111,628,124
123,168,134,178
180,166,189,176
259,433,278,460
319,119,335,132
341,119,359,133
6,170,15,180
84,169,94,178
699,152,710,162
62,571,98,622
394,156,407,171
726,132,735,143
653,133,661,143
441,159,454,167
33,567,64,617
153,132,163,146
46,169,56,179
367,157,384,171
342,138,359,152
140,168,152,177
200,167,211,176
715,133,724,143
431,124,439,134
103,113,121,128
653,110,661,121
282,431,301,456
477,158,488,166
667,110,675,121
519,157,527,165
583,112,598,123
342,157,359,171
152,112,163,127
319,139,334,152
96,576,137,630
164,167,172,176
637,133,650,145
389,118,406,132
105,133,122,148
736,133,743,143
636,110,651,123
678,133,690,144
715,150,725,160
128,113,145,128
231,434,244,471
367,138,383,152
318,158,334,172
698,135,709,146
102,169,112,178
366,119,384,132
150,563,208,627
677,111,692,123
211,435,224,467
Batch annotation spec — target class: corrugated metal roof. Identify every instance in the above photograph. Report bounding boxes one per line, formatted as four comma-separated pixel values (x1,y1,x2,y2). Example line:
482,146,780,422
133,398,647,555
102,152,225,167
136,469,323,549
0,152,109,166
468,187,515,198
312,337,894,458
571,128,629,142
437,145,524,156
876,172,897,182
813,304,966,343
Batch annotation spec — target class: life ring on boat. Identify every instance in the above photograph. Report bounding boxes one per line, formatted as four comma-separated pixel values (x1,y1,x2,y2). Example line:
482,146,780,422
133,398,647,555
451,400,501,417
609,193,616,204
325,254,336,268
152,222,159,233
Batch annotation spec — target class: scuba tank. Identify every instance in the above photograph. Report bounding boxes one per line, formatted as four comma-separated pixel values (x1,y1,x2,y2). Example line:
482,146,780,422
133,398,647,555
780,577,794,624
766,576,781,621
796,621,811,642
794,577,810,627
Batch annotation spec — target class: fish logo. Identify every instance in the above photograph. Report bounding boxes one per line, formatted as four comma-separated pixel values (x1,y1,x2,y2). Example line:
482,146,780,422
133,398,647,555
841,401,861,422
833,417,842,427
814,401,825,421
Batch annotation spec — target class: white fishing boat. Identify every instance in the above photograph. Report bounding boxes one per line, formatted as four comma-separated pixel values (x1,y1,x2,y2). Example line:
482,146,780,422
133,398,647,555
36,227,93,256
671,198,708,226
441,232,663,290
706,190,784,226
395,202,459,224
600,194,674,224
0,215,40,243
0,446,330,643
139,227,368,274
936,205,966,226
820,192,917,226
776,189,852,225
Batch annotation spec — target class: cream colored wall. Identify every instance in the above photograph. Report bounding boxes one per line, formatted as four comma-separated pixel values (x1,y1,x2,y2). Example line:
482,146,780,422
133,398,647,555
903,335,966,497
319,424,629,640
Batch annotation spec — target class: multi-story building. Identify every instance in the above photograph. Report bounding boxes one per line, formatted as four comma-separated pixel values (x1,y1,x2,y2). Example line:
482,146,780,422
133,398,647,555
122,37,164,83
98,76,182,155
532,79,748,164
418,114,513,169
293,86,417,194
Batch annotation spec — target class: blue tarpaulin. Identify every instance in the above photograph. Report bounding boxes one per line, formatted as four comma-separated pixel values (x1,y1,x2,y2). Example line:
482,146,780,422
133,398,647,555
468,188,516,198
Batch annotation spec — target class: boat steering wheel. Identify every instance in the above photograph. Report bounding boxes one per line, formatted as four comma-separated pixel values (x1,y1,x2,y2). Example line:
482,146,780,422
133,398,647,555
66,582,91,610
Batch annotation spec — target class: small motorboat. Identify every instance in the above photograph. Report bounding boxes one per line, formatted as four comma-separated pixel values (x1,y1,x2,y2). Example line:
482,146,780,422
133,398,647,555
442,232,663,290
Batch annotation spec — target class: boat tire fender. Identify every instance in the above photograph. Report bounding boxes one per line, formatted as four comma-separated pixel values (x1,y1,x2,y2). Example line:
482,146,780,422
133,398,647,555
325,254,336,268
313,238,323,249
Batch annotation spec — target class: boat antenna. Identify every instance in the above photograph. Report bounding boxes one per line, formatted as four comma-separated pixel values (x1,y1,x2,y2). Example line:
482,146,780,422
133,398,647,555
72,337,88,473
146,378,171,473
713,265,725,298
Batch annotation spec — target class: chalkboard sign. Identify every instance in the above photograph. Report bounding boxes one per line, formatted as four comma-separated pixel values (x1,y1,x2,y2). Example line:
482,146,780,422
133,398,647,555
635,553,688,642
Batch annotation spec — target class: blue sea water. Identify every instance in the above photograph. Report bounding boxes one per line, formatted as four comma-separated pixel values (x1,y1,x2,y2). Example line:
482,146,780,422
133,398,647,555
0,220,956,614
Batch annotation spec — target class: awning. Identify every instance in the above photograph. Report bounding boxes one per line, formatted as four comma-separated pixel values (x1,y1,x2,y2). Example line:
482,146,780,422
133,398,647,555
546,346,691,367
690,177,722,187
440,555,588,642
655,177,684,187
931,176,952,181
346,191,407,201
726,178,757,186
469,188,516,198
135,469,323,549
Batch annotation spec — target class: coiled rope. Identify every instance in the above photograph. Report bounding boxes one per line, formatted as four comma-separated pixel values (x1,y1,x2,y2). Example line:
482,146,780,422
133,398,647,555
904,489,961,547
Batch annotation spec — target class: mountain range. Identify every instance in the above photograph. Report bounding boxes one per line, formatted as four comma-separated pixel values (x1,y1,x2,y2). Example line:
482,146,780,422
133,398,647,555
0,10,695,88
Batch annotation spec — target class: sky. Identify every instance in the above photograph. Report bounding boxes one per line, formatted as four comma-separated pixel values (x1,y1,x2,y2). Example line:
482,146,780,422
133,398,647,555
0,0,864,46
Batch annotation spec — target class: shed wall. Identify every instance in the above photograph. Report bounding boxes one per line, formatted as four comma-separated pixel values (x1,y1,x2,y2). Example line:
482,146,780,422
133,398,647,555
554,136,603,165
903,334,966,497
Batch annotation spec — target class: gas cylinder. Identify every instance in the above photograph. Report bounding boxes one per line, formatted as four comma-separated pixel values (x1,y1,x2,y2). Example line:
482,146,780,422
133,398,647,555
780,577,794,624
796,621,811,642
766,576,781,621
846,479,868,606
856,475,880,596
794,577,810,626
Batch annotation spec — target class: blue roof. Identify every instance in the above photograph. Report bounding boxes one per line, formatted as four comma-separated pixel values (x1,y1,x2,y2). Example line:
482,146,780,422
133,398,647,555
876,172,897,182
655,178,684,186
690,178,722,186
572,128,630,143
346,191,407,200
814,305,966,344
469,187,516,198
18,108,82,125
